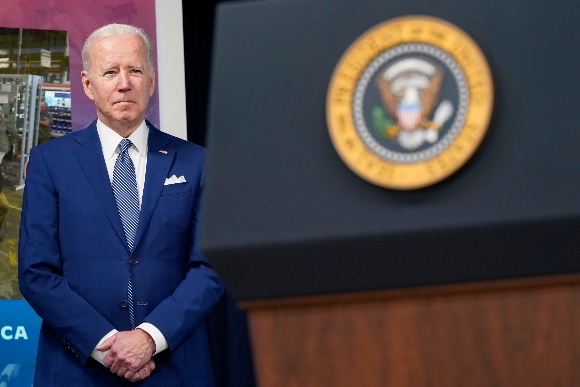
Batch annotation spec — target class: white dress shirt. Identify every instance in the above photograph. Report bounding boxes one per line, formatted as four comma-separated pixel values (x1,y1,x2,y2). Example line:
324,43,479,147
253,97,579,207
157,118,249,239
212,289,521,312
90,119,168,365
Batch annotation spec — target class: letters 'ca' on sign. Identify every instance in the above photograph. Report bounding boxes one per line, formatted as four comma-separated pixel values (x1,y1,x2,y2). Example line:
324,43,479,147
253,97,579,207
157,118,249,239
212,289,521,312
326,16,494,190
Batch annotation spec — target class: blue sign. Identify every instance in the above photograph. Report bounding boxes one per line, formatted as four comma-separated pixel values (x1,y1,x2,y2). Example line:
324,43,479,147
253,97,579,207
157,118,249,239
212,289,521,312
0,301,41,386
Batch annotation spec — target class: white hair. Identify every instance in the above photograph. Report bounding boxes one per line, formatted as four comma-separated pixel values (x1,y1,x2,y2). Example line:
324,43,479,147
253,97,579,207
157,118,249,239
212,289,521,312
82,23,154,77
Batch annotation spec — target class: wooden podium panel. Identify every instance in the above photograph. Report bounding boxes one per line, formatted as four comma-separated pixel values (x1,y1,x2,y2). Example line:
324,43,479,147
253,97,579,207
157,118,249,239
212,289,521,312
245,276,580,387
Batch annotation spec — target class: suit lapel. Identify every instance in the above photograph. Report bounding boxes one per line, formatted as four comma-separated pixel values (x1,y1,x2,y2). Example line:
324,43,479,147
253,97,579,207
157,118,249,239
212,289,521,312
72,122,128,251
132,124,175,250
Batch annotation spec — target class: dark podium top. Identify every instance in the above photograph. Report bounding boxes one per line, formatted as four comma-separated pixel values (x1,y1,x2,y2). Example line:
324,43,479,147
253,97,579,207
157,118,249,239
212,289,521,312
200,0,580,302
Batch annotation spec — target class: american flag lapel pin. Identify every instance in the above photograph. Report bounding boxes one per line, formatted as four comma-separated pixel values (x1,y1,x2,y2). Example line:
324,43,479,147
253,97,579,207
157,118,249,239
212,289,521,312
159,150,168,154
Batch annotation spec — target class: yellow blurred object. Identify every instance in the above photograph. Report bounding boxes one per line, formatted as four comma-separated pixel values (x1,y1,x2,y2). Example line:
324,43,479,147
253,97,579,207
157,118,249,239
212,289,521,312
386,126,401,137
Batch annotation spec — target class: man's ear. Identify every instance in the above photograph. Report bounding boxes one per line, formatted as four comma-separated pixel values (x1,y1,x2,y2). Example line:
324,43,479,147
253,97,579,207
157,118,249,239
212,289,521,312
81,71,94,101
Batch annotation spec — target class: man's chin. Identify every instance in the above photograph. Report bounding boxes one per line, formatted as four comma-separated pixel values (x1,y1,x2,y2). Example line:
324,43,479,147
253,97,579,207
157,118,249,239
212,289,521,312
111,111,142,124
100,114,144,132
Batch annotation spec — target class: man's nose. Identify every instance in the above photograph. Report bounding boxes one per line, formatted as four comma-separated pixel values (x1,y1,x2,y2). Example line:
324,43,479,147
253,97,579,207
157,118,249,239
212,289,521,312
117,71,131,91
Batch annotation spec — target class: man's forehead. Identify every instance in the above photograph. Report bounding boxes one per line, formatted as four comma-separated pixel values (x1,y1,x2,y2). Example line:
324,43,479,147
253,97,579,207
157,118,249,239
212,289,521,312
91,36,148,67
92,35,146,57
94,34,142,46
99,63,146,70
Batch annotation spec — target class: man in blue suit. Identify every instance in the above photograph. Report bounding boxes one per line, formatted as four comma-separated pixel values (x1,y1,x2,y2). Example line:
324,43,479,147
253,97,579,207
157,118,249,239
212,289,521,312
18,24,223,386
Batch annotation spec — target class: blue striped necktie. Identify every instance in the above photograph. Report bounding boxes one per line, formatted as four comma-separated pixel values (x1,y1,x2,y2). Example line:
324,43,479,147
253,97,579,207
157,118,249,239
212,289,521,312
111,138,139,329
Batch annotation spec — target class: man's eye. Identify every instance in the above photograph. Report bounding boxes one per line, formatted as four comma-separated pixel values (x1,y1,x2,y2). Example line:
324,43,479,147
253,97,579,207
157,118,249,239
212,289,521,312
131,69,143,74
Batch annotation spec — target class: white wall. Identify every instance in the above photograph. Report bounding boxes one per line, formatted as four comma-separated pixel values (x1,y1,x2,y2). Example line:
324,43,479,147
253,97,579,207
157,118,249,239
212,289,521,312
155,0,187,140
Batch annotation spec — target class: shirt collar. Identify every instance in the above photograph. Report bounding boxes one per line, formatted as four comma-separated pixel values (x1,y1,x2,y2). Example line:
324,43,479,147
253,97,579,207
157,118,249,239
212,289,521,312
96,119,149,159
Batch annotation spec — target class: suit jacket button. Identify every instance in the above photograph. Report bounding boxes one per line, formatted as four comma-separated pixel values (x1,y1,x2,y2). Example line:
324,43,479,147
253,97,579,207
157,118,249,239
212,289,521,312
120,300,128,308
129,258,138,266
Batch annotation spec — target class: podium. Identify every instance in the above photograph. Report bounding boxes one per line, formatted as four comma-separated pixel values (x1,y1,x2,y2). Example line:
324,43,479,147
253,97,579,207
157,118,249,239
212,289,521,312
200,0,580,385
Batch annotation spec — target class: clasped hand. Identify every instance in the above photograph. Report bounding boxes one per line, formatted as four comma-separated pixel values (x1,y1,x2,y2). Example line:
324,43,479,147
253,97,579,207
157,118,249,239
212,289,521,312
97,329,157,382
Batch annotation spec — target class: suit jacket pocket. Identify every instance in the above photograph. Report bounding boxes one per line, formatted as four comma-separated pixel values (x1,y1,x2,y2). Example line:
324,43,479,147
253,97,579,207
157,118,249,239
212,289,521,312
161,182,192,196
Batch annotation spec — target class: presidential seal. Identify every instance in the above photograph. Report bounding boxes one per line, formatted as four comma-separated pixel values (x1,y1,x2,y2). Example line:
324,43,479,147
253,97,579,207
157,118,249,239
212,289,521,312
326,16,493,189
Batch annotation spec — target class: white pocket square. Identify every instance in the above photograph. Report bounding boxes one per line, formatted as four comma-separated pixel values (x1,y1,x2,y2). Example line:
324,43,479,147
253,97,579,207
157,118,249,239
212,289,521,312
164,175,186,185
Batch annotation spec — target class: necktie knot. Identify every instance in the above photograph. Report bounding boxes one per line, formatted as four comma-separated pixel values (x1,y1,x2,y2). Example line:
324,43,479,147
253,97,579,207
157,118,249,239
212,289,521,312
119,139,133,154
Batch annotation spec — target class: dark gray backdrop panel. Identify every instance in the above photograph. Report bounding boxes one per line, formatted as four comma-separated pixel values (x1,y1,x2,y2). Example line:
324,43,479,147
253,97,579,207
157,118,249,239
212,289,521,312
201,0,580,301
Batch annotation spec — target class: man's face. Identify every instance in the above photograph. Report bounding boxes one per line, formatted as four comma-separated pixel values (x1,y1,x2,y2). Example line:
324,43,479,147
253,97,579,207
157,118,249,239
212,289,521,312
81,34,155,133
40,102,47,112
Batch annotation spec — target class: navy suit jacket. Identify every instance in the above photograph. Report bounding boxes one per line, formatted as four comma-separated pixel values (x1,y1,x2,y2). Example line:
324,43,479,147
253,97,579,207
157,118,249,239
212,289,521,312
18,120,224,386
